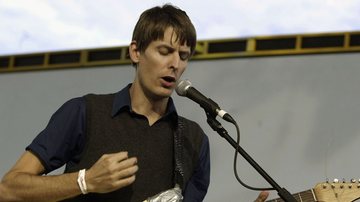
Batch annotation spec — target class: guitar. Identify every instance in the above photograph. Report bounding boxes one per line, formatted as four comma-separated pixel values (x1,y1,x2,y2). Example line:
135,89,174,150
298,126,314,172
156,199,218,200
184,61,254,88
267,180,360,202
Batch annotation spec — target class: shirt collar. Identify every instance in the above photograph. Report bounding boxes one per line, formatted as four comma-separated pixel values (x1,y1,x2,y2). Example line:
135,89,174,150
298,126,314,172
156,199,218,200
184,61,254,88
111,83,178,119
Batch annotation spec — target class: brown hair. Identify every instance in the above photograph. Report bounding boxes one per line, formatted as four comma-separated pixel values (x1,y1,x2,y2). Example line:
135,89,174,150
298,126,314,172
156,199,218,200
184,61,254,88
131,4,197,55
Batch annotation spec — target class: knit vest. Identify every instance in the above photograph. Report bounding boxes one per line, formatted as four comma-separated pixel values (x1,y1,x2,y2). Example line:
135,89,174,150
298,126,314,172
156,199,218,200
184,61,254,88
62,93,205,202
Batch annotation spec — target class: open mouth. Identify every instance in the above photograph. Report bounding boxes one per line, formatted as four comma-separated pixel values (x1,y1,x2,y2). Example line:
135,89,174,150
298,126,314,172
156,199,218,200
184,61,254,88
161,76,176,88
162,76,176,83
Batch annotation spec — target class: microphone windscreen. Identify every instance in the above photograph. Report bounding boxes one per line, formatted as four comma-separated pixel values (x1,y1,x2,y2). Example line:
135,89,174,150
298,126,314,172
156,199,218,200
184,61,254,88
175,79,192,96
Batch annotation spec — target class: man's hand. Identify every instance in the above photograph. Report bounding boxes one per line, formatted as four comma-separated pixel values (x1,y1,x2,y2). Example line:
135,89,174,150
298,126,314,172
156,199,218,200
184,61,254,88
86,151,138,193
254,191,269,202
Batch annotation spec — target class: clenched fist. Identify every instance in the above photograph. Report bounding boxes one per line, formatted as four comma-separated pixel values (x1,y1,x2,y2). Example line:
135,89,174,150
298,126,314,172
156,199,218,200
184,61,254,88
85,151,138,193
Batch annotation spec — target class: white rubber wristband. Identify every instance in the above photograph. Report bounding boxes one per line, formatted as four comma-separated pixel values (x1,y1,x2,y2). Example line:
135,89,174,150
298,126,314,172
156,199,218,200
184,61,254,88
77,169,88,194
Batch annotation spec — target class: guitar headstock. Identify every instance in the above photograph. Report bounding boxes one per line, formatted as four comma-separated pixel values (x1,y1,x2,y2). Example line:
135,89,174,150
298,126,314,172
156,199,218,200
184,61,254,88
313,179,360,202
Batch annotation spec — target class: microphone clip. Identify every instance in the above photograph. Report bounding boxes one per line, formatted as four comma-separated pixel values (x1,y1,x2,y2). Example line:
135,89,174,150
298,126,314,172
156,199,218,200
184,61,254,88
205,111,228,138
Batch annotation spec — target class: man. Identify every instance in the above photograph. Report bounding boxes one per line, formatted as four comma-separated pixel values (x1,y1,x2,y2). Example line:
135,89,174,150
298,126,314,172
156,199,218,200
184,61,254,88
0,4,269,202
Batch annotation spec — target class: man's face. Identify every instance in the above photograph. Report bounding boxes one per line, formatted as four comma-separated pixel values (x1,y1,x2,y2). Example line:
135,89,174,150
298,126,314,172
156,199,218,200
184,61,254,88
135,27,191,99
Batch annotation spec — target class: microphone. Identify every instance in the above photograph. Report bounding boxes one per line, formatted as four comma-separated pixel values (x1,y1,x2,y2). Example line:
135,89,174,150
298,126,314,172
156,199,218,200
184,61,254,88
176,79,235,123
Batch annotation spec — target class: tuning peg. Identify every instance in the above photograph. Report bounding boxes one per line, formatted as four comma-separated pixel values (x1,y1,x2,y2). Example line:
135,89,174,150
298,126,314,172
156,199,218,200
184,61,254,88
351,178,357,183
323,178,329,189
330,178,339,189
339,178,346,188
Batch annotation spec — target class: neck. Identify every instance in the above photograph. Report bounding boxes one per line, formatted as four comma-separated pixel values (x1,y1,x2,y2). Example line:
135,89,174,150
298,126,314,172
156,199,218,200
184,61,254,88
129,83,169,125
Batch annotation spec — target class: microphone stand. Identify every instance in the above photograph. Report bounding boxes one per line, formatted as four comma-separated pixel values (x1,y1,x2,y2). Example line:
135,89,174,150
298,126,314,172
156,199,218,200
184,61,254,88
205,112,297,202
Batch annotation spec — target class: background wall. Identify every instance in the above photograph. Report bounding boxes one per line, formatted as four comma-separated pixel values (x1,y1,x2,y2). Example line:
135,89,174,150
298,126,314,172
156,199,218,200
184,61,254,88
1,52,360,201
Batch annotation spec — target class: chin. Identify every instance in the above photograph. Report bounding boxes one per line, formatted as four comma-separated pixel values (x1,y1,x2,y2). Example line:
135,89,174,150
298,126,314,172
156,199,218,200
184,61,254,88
158,89,173,98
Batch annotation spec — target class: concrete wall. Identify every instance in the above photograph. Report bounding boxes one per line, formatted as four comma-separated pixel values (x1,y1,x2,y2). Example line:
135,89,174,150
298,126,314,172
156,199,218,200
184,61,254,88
1,52,360,201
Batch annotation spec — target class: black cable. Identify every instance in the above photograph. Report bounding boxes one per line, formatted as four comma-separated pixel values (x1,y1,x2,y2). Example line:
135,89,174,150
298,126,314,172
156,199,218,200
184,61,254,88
232,120,275,191
205,111,274,191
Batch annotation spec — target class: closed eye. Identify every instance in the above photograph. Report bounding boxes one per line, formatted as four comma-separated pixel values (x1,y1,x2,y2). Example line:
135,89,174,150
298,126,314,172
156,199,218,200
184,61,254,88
157,45,190,61
158,46,173,55
179,51,190,61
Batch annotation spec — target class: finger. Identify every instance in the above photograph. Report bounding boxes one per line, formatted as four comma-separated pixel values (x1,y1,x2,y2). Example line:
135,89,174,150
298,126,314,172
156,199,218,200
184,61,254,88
103,152,137,170
112,174,137,190
114,163,139,179
107,151,129,162
254,191,269,202
98,152,128,167
115,157,137,171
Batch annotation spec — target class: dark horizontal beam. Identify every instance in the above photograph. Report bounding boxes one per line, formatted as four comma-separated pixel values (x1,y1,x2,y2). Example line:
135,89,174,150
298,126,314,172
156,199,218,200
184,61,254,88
1,31,360,73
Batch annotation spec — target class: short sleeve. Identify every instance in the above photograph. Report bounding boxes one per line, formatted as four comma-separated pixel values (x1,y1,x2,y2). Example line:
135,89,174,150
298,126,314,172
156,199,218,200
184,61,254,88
26,97,86,173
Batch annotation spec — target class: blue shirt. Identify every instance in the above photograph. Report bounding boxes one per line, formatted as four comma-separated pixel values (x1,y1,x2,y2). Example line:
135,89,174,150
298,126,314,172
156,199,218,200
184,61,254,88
27,84,210,201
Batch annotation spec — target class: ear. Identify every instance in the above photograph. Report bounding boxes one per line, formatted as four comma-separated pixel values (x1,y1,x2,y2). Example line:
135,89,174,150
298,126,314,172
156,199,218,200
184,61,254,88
129,41,140,64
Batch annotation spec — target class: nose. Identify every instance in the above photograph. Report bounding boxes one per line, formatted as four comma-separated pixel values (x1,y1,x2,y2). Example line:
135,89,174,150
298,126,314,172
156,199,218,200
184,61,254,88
170,52,181,70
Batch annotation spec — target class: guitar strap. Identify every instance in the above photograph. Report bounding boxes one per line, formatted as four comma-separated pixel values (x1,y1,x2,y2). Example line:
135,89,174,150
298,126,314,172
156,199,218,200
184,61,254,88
144,117,187,202
174,116,186,189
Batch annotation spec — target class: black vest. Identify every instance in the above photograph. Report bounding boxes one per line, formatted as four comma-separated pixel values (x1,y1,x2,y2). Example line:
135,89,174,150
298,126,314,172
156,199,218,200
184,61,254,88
62,94,205,202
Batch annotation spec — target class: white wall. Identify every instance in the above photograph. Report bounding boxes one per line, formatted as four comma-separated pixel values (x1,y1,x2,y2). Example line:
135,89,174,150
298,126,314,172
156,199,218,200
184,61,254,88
1,52,360,201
